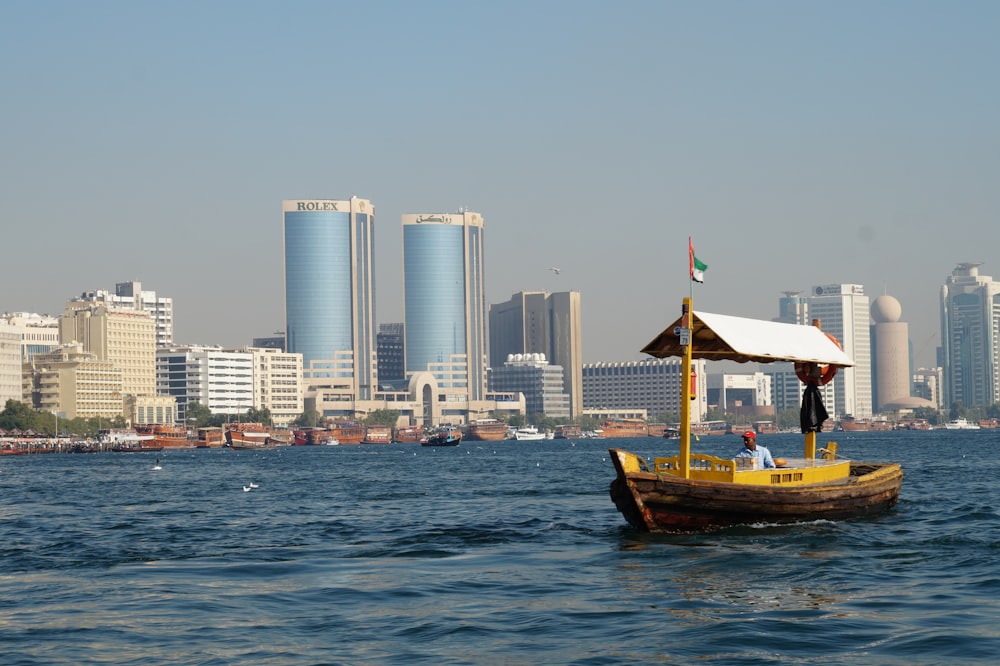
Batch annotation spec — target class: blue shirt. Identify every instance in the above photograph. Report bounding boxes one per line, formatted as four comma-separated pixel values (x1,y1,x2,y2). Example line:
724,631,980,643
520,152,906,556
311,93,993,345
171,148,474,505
735,444,775,469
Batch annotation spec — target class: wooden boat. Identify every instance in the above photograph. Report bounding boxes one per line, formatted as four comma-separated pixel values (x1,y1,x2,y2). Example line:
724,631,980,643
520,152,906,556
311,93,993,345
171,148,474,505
326,421,365,445
423,425,462,447
225,423,276,449
608,297,903,533
599,418,649,438
195,427,224,448
466,418,509,441
141,424,193,449
362,425,393,444
554,425,582,439
392,425,427,444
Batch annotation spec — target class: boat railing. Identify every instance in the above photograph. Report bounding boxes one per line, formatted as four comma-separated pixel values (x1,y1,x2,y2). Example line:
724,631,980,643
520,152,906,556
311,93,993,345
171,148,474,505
654,454,735,482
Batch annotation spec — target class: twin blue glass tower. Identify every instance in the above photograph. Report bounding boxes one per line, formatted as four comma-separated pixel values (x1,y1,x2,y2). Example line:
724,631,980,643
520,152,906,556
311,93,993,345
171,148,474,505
283,200,486,403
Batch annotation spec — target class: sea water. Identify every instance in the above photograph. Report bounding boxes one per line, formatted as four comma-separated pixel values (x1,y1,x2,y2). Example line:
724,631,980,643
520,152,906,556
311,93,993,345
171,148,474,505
1,431,997,665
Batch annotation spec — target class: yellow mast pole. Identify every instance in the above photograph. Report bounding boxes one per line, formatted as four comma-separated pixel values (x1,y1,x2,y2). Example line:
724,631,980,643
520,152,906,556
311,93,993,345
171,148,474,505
679,297,692,479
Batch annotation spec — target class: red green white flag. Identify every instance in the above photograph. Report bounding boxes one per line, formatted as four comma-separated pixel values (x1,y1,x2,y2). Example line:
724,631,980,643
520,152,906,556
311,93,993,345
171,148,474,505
689,237,707,283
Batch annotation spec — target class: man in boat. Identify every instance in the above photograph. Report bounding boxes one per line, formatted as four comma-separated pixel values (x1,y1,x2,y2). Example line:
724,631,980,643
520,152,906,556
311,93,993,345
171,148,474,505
734,431,775,469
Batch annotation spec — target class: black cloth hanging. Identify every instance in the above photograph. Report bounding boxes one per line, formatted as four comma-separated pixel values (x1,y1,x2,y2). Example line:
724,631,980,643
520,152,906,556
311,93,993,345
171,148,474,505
800,382,829,433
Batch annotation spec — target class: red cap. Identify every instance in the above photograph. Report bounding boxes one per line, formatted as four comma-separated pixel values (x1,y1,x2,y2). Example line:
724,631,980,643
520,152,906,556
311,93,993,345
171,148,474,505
742,431,756,439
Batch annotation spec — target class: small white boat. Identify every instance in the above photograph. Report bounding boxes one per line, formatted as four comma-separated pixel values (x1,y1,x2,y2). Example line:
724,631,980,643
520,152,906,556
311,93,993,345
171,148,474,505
513,425,546,441
944,417,980,430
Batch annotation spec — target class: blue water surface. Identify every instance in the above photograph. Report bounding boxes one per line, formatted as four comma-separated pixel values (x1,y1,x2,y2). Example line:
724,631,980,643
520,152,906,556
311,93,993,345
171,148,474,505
1,431,998,665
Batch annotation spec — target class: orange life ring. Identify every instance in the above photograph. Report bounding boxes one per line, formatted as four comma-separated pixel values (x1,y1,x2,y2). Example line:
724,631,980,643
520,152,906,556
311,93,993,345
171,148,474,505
795,332,841,386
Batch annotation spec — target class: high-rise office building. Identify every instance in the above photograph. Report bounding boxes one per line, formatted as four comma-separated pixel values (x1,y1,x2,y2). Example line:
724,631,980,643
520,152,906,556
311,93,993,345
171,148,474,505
489,291,583,417
775,290,809,325
283,198,377,400
808,284,872,418
490,353,571,419
940,262,1000,407
402,211,487,401
156,346,255,422
376,323,405,385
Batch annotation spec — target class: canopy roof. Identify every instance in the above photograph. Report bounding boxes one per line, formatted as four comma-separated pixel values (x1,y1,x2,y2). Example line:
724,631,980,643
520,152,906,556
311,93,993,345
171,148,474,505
641,310,855,366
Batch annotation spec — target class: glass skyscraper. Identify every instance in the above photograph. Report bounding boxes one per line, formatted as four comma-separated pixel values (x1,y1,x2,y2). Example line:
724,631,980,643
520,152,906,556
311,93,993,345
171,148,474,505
283,198,376,400
402,211,487,401
940,262,1000,408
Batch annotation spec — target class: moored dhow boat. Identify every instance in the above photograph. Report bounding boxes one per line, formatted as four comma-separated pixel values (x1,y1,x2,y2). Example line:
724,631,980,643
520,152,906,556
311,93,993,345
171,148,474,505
466,418,509,441
609,297,903,532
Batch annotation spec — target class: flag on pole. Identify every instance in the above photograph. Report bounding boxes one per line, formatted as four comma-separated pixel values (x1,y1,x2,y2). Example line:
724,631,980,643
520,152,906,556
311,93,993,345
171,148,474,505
689,237,707,283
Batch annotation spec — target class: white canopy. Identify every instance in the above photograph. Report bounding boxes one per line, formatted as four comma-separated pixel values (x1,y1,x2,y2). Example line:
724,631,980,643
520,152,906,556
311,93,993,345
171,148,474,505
641,310,855,367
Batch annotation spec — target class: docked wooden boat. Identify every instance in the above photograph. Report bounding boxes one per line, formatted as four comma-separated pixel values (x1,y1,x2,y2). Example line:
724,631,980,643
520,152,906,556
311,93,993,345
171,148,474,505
599,418,649,438
608,296,903,533
140,424,193,449
466,418,509,441
554,424,582,439
225,423,276,449
392,425,427,444
326,420,365,445
423,425,462,447
362,424,393,444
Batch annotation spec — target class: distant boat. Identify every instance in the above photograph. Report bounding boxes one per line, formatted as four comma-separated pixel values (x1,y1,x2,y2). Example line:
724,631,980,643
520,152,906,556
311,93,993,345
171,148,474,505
513,425,546,441
944,417,981,430
362,425,393,444
599,418,649,438
554,425,582,439
466,418,509,441
423,426,462,447
392,426,427,444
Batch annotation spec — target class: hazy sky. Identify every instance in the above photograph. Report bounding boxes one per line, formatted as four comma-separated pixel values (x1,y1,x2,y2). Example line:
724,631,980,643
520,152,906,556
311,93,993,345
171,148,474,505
2,1,997,370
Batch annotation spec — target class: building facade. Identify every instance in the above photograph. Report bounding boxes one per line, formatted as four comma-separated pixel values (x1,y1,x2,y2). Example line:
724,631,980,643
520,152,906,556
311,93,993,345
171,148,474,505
402,211,487,401
22,343,124,419
939,263,1000,408
60,303,157,401
283,198,377,400
807,284,873,418
0,321,22,405
489,353,571,419
582,358,708,422
489,291,583,418
376,323,406,385
156,346,255,423
75,281,174,347
2,312,60,361
249,347,304,426
870,294,912,410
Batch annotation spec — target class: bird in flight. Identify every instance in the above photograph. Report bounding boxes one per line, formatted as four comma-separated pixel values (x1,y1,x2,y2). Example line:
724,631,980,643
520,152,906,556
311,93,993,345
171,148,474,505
549,267,560,275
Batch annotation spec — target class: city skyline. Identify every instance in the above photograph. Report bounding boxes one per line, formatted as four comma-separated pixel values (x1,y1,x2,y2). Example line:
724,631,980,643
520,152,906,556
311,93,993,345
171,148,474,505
3,3,998,370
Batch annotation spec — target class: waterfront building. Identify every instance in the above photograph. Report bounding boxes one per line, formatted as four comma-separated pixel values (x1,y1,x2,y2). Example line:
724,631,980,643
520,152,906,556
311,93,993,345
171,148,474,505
582,358,708,422
807,284,873,418
707,372,774,421
1,312,61,361
402,210,487,401
60,303,157,401
376,323,405,385
913,367,944,410
123,394,178,426
939,263,1000,408
489,353,571,420
283,198,377,401
22,343,124,419
75,281,174,347
870,294,912,411
247,347,303,426
156,346,254,423
489,291,583,418
0,321,21,405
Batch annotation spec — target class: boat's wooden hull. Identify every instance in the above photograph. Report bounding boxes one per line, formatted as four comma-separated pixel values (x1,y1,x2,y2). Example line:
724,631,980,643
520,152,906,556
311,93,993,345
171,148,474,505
466,426,508,441
608,448,903,532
